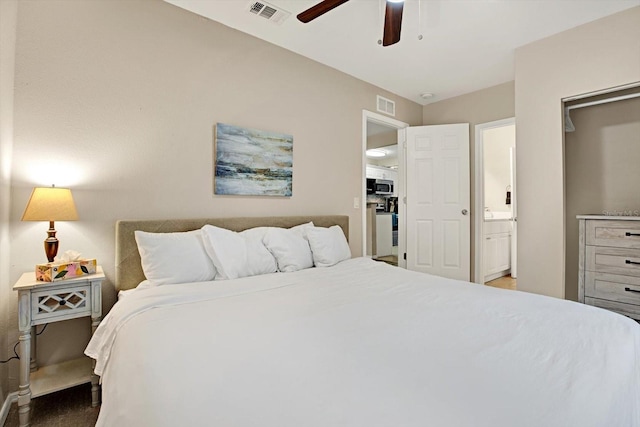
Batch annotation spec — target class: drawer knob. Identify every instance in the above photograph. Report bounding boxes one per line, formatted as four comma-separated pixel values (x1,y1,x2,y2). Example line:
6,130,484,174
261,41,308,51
624,287,640,294
626,232,640,237
625,260,640,266
60,299,66,306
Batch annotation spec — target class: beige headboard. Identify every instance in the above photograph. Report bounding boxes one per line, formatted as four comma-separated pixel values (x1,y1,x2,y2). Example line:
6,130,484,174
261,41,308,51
115,215,349,291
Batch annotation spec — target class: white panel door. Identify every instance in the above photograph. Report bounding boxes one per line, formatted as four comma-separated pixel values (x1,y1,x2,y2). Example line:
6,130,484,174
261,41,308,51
405,124,470,280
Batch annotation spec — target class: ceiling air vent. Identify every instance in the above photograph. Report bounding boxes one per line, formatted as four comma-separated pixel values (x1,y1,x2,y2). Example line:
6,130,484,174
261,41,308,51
377,95,396,117
248,1,291,25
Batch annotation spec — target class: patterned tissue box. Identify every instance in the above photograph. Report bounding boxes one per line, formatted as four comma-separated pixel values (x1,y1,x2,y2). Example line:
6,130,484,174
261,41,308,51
35,259,97,282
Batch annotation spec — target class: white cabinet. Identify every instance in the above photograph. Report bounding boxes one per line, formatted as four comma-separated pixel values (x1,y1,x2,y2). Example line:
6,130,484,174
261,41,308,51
366,165,397,181
484,220,511,282
366,165,378,179
376,214,393,257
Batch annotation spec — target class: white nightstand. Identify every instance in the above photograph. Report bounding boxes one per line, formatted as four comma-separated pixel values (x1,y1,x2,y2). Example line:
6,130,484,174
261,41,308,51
12,267,104,427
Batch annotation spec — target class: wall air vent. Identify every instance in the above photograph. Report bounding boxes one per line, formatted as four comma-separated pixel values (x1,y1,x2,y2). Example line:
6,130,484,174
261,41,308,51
377,95,396,117
248,1,291,25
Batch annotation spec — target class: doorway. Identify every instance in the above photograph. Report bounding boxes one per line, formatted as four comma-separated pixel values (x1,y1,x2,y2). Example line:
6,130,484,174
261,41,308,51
474,118,517,287
363,112,472,280
362,111,408,267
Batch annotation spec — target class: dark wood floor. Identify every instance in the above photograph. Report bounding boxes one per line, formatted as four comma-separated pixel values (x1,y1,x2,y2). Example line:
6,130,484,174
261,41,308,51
4,383,99,427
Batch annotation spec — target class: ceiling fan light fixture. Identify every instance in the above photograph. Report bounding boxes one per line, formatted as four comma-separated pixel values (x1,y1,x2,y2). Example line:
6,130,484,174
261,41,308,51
387,0,405,3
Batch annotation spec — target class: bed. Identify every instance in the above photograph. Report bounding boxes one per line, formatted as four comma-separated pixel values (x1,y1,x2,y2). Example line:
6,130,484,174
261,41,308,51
86,215,640,427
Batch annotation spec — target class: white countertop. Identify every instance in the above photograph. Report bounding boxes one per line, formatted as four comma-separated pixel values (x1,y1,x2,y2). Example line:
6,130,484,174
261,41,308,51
484,211,512,221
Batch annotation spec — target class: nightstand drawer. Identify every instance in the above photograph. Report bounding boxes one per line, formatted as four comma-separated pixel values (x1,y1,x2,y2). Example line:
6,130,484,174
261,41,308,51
31,284,92,323
586,220,640,249
585,297,640,320
585,271,640,306
586,246,640,276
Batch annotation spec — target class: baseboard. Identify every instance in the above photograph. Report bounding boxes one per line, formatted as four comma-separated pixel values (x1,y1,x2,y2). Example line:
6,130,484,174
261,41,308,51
0,391,18,427
485,269,511,283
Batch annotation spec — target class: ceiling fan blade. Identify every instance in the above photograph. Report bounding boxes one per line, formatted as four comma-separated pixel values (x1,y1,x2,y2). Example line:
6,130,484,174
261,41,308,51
297,0,350,23
382,1,404,46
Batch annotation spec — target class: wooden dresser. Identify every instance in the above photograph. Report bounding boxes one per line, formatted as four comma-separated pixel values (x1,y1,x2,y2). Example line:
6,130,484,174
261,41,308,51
578,215,640,320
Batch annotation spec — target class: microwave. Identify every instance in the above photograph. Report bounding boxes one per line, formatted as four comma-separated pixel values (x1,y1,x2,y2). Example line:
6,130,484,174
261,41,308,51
367,178,394,195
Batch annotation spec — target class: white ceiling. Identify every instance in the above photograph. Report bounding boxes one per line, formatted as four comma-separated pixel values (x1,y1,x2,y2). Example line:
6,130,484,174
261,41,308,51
165,0,639,105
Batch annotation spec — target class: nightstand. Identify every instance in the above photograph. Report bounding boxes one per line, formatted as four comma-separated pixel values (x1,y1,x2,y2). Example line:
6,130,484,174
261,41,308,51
12,267,104,427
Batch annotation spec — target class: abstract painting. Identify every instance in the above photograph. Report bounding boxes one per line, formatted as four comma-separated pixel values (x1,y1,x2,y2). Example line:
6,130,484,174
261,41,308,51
214,123,293,196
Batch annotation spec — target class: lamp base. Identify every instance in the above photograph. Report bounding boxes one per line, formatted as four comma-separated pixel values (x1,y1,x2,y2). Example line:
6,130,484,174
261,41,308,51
44,221,59,263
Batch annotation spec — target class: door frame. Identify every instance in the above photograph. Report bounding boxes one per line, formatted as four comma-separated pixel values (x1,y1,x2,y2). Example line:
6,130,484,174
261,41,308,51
473,117,515,284
361,110,408,260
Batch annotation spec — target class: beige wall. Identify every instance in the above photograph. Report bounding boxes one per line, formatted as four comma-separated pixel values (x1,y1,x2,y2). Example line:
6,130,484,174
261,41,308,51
515,6,640,298
367,131,398,167
0,0,18,406
423,81,515,280
564,95,640,301
367,131,397,150
6,0,421,389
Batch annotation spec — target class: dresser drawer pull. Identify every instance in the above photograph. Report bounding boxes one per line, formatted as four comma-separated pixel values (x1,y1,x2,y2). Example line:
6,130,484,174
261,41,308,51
625,260,640,265
626,232,640,237
624,287,640,294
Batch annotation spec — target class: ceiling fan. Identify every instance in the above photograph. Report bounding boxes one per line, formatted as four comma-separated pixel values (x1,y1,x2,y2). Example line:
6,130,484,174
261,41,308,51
297,0,405,47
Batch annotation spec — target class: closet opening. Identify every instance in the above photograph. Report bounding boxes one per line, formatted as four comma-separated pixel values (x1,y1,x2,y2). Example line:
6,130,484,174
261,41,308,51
562,83,640,301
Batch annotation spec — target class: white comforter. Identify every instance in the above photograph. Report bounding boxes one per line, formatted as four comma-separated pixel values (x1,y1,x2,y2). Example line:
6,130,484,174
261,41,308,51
86,258,640,427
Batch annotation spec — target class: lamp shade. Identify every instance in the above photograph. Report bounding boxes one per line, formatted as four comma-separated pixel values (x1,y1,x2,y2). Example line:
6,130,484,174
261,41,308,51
21,187,79,221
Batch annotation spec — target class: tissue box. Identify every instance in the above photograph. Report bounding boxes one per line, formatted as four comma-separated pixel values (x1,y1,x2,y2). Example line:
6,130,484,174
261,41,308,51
36,259,97,282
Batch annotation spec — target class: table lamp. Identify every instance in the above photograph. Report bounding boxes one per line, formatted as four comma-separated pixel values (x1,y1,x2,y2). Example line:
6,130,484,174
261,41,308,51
21,186,79,262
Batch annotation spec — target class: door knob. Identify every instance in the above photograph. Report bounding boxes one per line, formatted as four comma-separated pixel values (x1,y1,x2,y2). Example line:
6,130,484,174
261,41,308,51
461,209,468,215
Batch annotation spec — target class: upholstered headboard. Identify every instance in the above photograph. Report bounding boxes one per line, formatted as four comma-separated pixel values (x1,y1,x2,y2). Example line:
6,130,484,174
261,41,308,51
115,215,349,291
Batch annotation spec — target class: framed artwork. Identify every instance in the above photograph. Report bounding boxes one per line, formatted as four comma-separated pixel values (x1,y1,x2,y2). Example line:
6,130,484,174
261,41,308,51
214,123,293,196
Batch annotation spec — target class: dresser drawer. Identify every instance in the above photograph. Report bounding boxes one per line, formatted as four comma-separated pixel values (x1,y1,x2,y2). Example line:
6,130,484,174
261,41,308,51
586,220,640,249
585,271,640,306
31,284,92,323
484,220,511,235
585,297,640,320
586,246,640,276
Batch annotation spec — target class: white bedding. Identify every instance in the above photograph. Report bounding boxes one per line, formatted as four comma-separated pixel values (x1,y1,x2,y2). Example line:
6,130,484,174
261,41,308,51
87,258,640,427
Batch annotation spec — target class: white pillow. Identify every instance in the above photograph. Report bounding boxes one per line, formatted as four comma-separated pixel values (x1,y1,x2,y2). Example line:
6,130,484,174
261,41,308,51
289,221,314,238
201,225,277,280
134,230,216,285
307,225,351,267
263,227,314,272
